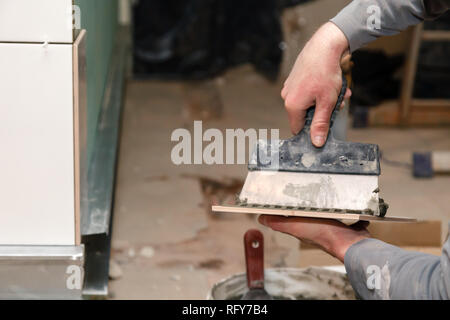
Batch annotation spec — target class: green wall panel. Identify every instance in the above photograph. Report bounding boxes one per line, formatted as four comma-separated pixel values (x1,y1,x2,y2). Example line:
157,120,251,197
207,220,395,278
75,0,118,162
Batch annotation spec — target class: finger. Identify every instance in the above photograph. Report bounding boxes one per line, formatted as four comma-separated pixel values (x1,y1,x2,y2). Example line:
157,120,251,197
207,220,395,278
310,94,335,147
338,88,352,110
287,110,306,135
284,93,312,135
259,215,341,232
259,215,302,236
281,85,288,100
351,220,370,231
259,215,289,227
344,88,352,99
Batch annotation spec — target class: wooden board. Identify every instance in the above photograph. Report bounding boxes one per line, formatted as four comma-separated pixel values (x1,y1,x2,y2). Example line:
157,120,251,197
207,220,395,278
73,30,87,245
421,30,450,41
212,205,417,224
367,100,450,126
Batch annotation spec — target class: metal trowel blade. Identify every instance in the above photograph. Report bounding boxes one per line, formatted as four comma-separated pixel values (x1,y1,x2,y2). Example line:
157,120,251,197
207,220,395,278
239,171,381,215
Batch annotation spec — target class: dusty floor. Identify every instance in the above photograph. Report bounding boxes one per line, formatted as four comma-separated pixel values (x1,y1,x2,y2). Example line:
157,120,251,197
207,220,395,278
108,66,450,299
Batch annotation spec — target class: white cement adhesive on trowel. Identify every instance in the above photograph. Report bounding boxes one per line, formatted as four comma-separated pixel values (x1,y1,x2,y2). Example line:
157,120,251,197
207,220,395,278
239,171,380,215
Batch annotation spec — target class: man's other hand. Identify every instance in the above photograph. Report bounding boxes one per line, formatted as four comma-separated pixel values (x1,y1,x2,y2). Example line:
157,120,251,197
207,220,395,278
259,215,370,262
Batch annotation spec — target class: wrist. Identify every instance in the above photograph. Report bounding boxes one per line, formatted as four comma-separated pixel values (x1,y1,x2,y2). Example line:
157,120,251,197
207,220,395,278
330,235,369,262
317,225,370,262
313,22,349,61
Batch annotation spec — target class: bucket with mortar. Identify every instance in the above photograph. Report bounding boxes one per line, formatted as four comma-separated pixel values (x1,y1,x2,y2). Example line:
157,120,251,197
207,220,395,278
208,267,356,300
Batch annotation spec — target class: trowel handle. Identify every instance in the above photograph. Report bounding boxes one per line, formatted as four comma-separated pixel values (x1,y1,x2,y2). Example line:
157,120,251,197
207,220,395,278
244,229,265,290
304,75,347,128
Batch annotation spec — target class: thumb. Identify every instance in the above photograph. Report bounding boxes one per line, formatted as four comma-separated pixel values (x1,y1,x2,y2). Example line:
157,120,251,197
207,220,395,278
310,94,335,147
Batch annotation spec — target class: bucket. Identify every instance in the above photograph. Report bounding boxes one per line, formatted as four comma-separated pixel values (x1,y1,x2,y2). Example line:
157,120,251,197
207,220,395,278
208,267,355,300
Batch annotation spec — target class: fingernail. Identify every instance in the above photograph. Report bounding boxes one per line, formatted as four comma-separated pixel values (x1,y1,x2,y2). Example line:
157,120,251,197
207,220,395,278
313,135,325,146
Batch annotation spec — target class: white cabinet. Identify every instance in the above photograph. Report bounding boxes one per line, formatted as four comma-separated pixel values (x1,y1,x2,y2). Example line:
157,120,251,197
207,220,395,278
0,0,74,43
0,43,76,245
0,0,86,245
0,1,87,300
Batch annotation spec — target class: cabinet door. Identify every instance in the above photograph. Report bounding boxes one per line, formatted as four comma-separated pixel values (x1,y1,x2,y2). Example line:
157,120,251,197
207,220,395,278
0,0,74,43
0,42,75,245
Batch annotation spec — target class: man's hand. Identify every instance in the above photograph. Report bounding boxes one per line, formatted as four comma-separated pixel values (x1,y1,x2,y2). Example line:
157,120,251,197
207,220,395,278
282,22,351,147
258,215,370,262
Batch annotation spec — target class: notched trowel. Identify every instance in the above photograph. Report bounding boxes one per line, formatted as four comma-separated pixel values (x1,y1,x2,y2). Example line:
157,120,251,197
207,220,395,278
238,77,389,218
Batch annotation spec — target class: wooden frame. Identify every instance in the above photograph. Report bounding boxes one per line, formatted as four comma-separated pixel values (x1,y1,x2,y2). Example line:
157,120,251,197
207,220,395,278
368,24,450,126
73,30,87,245
400,24,450,125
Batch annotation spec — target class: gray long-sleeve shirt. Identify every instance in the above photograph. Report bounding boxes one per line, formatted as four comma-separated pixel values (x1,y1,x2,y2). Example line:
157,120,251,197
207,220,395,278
345,229,450,299
331,0,450,52
329,1,450,300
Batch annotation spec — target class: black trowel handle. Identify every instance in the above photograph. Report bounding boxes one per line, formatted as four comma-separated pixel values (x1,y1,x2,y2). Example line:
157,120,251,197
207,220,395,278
304,75,348,129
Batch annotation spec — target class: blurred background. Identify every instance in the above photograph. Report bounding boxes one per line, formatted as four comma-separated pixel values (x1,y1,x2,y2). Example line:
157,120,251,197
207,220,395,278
101,0,449,299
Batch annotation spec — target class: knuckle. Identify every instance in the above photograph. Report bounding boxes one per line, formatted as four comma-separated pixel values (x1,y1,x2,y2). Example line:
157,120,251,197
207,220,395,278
317,86,334,100
307,82,321,96
281,87,287,99
311,120,330,132
284,96,297,111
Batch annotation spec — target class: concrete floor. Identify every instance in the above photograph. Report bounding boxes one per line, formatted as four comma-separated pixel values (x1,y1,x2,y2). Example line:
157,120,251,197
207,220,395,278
108,66,450,299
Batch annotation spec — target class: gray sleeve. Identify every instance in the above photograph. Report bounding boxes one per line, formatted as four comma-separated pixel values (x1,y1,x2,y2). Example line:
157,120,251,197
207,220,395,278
344,224,450,299
330,0,450,52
